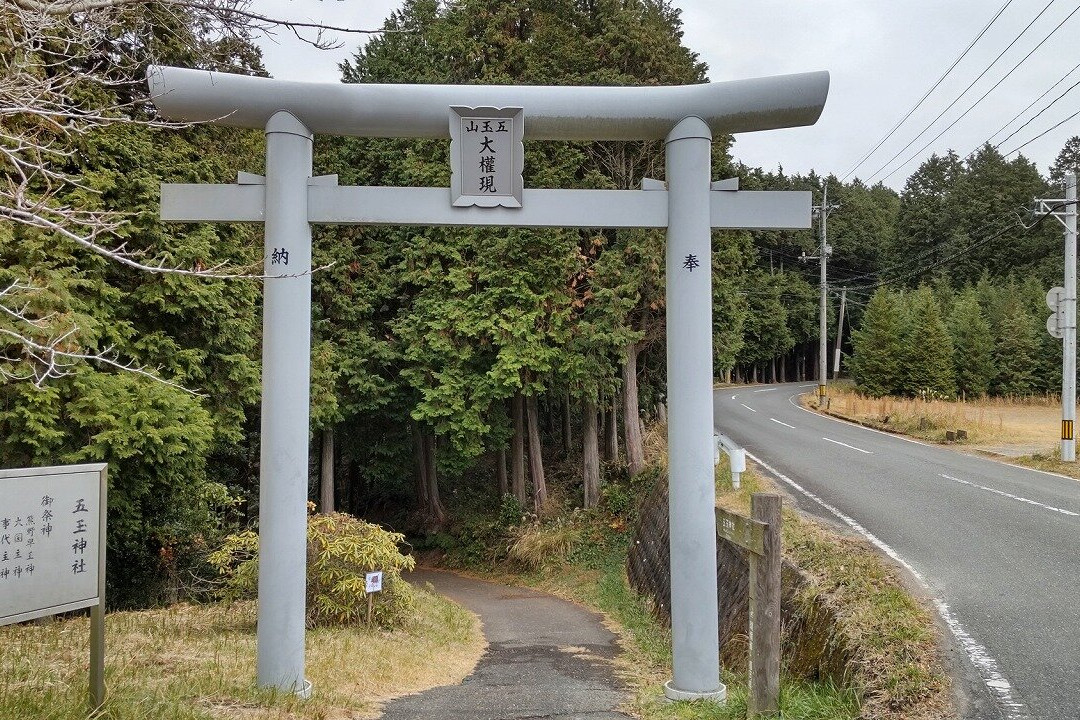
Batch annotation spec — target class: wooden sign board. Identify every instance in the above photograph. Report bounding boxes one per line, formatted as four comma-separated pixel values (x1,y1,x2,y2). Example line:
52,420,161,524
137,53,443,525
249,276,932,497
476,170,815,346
715,507,766,557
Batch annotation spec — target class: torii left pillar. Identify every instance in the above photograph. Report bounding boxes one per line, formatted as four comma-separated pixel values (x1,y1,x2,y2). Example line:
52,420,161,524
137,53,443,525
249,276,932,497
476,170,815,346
257,110,313,697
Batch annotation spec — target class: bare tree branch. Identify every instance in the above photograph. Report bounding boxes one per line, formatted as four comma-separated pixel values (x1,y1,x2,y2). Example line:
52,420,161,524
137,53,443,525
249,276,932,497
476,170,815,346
0,0,359,388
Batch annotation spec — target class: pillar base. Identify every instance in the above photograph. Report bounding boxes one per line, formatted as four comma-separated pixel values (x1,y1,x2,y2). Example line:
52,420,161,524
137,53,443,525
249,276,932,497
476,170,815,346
663,679,726,703
260,678,311,699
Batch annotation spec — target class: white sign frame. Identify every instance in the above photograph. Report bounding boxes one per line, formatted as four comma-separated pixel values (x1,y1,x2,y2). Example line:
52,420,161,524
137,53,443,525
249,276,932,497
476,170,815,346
449,106,524,208
0,463,107,624
0,462,107,708
364,570,383,594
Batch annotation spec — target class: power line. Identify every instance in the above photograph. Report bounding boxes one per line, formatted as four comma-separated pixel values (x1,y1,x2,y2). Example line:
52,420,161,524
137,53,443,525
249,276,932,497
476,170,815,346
871,3,1080,184
997,106,1080,156
859,0,1059,184
993,74,1080,151
843,202,1070,293
840,0,1017,182
974,57,1080,152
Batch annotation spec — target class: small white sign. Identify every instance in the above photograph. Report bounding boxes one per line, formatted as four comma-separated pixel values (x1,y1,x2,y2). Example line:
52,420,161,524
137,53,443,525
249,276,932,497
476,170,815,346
449,106,524,208
0,464,107,626
365,570,383,594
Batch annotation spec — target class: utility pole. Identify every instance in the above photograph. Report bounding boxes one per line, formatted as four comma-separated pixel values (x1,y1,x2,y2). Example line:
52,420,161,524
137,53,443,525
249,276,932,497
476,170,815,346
1037,173,1077,462
833,287,846,379
802,185,835,406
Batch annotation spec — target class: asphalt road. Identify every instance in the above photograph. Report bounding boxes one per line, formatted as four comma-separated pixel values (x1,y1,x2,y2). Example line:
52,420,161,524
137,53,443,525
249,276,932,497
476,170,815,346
381,569,630,720
715,383,1080,720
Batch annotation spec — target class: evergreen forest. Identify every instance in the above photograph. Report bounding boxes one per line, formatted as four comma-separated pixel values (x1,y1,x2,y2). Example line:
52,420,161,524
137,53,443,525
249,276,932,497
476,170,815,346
2,0,1079,607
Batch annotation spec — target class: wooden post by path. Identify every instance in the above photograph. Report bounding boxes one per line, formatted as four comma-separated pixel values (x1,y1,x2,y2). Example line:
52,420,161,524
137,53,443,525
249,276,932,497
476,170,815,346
749,493,782,716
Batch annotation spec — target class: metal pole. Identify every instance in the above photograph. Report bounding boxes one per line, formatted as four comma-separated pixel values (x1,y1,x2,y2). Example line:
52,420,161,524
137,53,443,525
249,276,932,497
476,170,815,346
663,117,724,702
1064,174,1077,462
818,185,828,404
833,287,846,378
257,111,313,697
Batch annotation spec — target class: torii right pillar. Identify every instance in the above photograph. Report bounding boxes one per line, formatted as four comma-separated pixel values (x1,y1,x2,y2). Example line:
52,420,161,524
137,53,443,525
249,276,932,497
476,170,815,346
664,116,724,702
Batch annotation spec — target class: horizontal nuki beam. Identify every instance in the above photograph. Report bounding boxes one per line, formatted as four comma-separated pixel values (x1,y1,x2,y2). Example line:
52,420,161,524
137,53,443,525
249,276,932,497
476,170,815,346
159,185,812,230
148,66,829,141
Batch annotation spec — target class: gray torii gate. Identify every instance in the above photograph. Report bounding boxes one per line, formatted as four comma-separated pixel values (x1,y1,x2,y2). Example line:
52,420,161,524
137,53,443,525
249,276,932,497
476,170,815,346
150,66,828,703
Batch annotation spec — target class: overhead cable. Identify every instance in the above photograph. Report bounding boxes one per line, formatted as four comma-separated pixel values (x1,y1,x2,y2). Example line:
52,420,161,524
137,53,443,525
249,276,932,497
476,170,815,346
860,0,1059,184
839,0,1016,182
972,57,1080,154
871,3,1080,184
842,202,1070,292
1002,107,1080,157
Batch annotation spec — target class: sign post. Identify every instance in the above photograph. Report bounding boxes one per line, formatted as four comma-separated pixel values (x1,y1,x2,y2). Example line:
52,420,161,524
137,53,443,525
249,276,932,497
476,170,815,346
0,463,108,710
149,66,829,700
365,570,383,625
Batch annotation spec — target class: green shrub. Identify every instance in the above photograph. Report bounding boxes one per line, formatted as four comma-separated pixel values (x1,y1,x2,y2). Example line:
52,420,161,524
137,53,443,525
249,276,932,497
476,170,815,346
206,512,417,627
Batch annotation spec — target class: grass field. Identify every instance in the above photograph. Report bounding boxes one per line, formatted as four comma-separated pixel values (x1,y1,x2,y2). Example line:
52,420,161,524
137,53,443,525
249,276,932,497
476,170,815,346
0,587,484,720
813,385,1080,479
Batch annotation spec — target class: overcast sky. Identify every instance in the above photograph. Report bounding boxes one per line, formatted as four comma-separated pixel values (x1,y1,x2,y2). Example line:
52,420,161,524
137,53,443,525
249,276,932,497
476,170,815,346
254,1,1080,190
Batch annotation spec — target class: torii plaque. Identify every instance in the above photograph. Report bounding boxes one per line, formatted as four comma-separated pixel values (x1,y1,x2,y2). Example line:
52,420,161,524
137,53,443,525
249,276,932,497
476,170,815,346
150,66,829,704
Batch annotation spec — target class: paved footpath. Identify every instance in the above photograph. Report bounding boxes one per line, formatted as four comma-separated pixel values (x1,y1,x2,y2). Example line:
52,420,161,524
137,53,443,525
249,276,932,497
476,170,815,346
380,569,631,720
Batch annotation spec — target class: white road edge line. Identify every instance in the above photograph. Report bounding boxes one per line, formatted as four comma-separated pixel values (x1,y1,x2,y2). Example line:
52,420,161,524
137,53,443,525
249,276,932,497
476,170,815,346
753,388,775,393
940,473,1079,517
786,393,927,446
822,437,873,454
769,418,795,429
740,403,757,413
746,451,1031,720
785,392,1080,482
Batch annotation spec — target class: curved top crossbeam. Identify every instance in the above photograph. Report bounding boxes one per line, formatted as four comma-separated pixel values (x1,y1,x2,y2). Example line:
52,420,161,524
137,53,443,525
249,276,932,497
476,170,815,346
147,66,829,141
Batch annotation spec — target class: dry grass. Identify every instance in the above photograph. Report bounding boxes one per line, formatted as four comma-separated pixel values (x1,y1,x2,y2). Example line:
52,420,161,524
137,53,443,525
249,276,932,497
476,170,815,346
0,587,484,720
507,519,583,571
820,385,1063,455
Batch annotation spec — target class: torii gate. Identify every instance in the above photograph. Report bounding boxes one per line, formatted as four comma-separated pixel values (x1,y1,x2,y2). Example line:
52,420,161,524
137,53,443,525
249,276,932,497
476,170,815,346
150,66,828,703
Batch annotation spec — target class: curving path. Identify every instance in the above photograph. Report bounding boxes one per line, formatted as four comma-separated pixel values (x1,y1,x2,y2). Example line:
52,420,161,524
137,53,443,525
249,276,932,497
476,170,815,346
716,382,1080,720
380,569,631,720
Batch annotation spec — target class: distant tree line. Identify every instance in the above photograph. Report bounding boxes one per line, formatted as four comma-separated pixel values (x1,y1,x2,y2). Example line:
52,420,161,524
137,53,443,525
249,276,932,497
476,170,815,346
848,278,1063,399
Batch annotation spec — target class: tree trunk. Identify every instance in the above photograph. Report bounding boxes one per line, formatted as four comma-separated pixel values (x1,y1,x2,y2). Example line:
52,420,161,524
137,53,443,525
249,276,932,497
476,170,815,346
424,430,447,525
752,365,759,383
511,393,526,504
622,343,645,476
562,390,573,454
657,402,667,425
605,399,619,461
770,357,777,383
319,426,335,514
526,395,548,513
496,446,508,497
583,398,600,509
411,422,430,510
